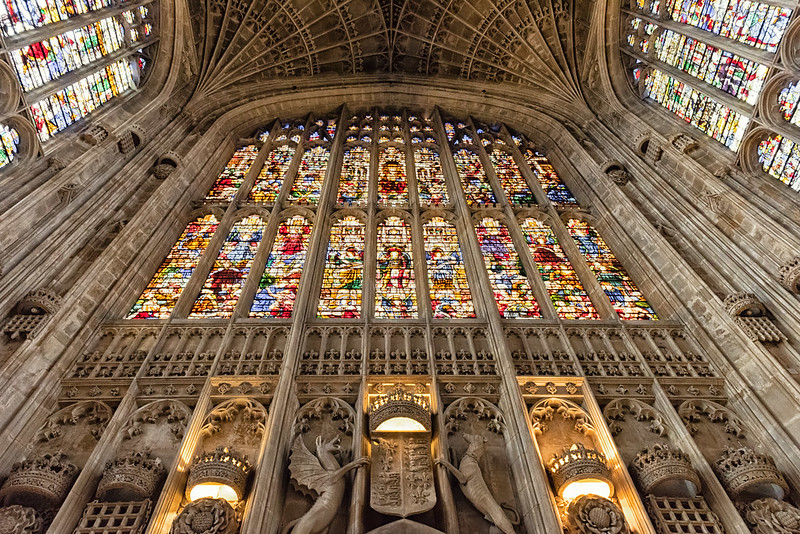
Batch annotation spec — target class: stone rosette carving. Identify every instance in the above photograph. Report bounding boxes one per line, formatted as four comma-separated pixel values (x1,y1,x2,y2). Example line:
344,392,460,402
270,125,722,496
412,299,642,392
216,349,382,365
186,447,251,502
566,495,630,534
746,497,800,533
549,444,611,499
714,447,788,499
369,385,431,433
0,452,78,507
629,444,700,497
170,497,237,534
96,450,165,501
779,257,800,294
723,292,765,317
0,505,43,533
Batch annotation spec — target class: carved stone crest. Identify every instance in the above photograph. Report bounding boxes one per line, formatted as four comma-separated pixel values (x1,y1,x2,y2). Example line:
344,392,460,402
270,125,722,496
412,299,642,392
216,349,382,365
746,498,800,533
169,498,237,534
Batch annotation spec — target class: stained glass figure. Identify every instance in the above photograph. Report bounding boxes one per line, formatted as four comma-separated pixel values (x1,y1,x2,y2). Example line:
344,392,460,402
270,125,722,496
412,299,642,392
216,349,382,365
126,214,219,319
248,144,294,203
520,218,599,319
0,124,20,168
453,149,497,205
318,216,365,318
414,147,449,205
489,148,536,204
10,16,125,91
475,217,539,318
338,146,370,204
189,215,266,318
566,218,657,320
665,0,791,52
250,215,313,317
289,145,329,204
779,81,800,126
654,30,768,105
757,134,800,191
423,217,475,318
205,145,258,202
643,69,749,150
0,0,113,36
523,149,578,206
30,59,136,141
378,146,408,205
375,216,417,318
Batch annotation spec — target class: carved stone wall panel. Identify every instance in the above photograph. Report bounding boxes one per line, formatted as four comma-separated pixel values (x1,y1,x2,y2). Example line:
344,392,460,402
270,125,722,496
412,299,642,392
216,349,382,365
529,397,598,460
143,327,226,378
603,398,671,464
431,326,495,376
677,399,749,466
300,326,363,375
438,378,501,405
116,400,192,470
295,378,361,404
215,326,289,376
68,326,159,380
197,398,269,462
567,328,647,378
32,401,114,468
137,378,206,401
505,326,578,376
587,378,654,403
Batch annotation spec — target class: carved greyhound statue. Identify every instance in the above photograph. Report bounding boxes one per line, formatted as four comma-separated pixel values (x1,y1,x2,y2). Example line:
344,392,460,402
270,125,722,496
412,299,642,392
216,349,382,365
435,433,518,534
284,434,368,534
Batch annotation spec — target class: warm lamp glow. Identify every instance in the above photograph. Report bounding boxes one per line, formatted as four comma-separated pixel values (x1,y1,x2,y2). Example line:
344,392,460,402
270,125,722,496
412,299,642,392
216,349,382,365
373,416,428,432
561,478,614,501
188,482,239,503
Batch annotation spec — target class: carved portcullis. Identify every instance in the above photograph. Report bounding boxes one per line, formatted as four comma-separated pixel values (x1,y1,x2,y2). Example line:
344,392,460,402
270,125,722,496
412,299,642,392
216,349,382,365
368,384,436,518
629,444,701,498
713,447,789,500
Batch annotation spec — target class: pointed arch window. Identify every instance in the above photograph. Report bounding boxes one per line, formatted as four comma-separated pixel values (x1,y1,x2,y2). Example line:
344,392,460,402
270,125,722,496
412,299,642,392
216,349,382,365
205,145,259,202
289,146,330,204
375,215,417,318
414,147,449,205
475,216,540,318
453,149,496,205
189,215,267,318
423,217,475,318
318,215,365,318
338,146,370,204
377,146,408,206
757,134,800,191
248,144,295,203
488,148,536,205
126,214,219,319
566,218,657,320
250,215,313,317
779,81,800,126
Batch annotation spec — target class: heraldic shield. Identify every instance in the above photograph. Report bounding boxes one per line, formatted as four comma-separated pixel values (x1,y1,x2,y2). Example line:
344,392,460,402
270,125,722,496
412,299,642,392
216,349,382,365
368,385,436,517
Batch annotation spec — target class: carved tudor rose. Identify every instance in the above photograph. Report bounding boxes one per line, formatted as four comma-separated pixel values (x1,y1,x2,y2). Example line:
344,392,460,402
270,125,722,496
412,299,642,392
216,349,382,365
170,498,237,534
746,498,800,533
566,495,630,534
0,505,42,534
151,163,176,180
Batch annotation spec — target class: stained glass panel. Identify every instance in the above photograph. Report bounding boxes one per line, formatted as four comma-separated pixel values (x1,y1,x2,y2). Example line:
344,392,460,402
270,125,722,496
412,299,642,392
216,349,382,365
0,124,20,168
205,145,258,202
338,146,370,204
489,148,536,204
248,144,294,203
289,145,329,204
250,215,313,317
523,150,578,206
414,147,449,205
318,216,364,318
189,215,266,318
757,134,800,191
567,218,657,320
378,146,408,205
779,81,800,126
375,216,417,318
126,215,218,319
454,149,497,205
642,69,749,150
0,0,113,36
520,218,599,319
475,217,539,318
423,217,475,318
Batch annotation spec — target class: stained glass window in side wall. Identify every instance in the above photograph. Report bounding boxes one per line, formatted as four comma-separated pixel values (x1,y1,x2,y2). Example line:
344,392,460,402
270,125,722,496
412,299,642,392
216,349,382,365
414,147,449,205
0,124,20,168
778,81,800,127
318,216,365,318
205,145,259,202
523,150,578,206
758,134,800,191
377,146,409,206
0,0,113,36
454,149,496,206
489,148,536,204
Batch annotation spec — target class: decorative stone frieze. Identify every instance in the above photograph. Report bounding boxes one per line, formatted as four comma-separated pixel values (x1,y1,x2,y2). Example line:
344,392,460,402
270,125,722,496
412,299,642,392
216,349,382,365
746,498,800,534
565,495,630,534
713,447,788,500
723,292,765,317
186,447,251,502
0,452,78,508
96,450,165,501
0,505,43,533
629,444,701,497
779,257,800,294
549,444,612,498
170,498,237,534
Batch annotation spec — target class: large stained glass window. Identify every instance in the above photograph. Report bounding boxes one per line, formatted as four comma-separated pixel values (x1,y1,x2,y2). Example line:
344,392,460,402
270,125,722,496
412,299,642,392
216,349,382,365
248,145,295,203
642,69,749,150
423,217,474,318
127,215,219,319
250,215,313,317
338,146,370,204
779,81,800,127
375,216,417,318
489,148,536,204
567,218,657,320
0,125,20,168
520,218,599,320
475,217,539,318
0,0,113,36
523,149,578,206
377,146,408,206
757,134,800,191
205,145,259,202
189,215,266,318
414,148,449,205
289,146,330,204
318,216,365,318
454,149,497,205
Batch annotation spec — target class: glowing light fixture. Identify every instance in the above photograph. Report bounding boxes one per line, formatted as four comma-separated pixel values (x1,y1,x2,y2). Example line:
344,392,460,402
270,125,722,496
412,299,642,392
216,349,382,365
185,446,252,503
549,443,613,502
188,482,239,503
369,384,431,434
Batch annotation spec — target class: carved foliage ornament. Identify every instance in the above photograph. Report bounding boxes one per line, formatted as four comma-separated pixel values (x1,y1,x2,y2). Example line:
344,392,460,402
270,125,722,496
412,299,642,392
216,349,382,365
170,497,237,534
566,495,630,534
746,498,800,534
120,400,192,441
0,505,43,533
200,398,267,445
530,397,594,436
443,396,504,435
603,398,668,438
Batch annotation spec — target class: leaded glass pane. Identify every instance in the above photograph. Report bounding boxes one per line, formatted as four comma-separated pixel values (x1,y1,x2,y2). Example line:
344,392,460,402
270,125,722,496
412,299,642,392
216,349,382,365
318,216,364,318
375,216,417,318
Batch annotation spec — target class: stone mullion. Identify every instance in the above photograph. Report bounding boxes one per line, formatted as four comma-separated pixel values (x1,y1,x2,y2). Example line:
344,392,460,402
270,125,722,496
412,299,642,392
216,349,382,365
650,382,752,534
364,110,379,322
428,369,459,534
431,108,563,533
347,379,368,534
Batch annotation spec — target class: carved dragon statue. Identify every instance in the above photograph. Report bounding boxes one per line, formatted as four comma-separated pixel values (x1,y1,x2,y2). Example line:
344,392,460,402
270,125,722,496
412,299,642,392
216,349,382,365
284,434,368,534
435,433,518,534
